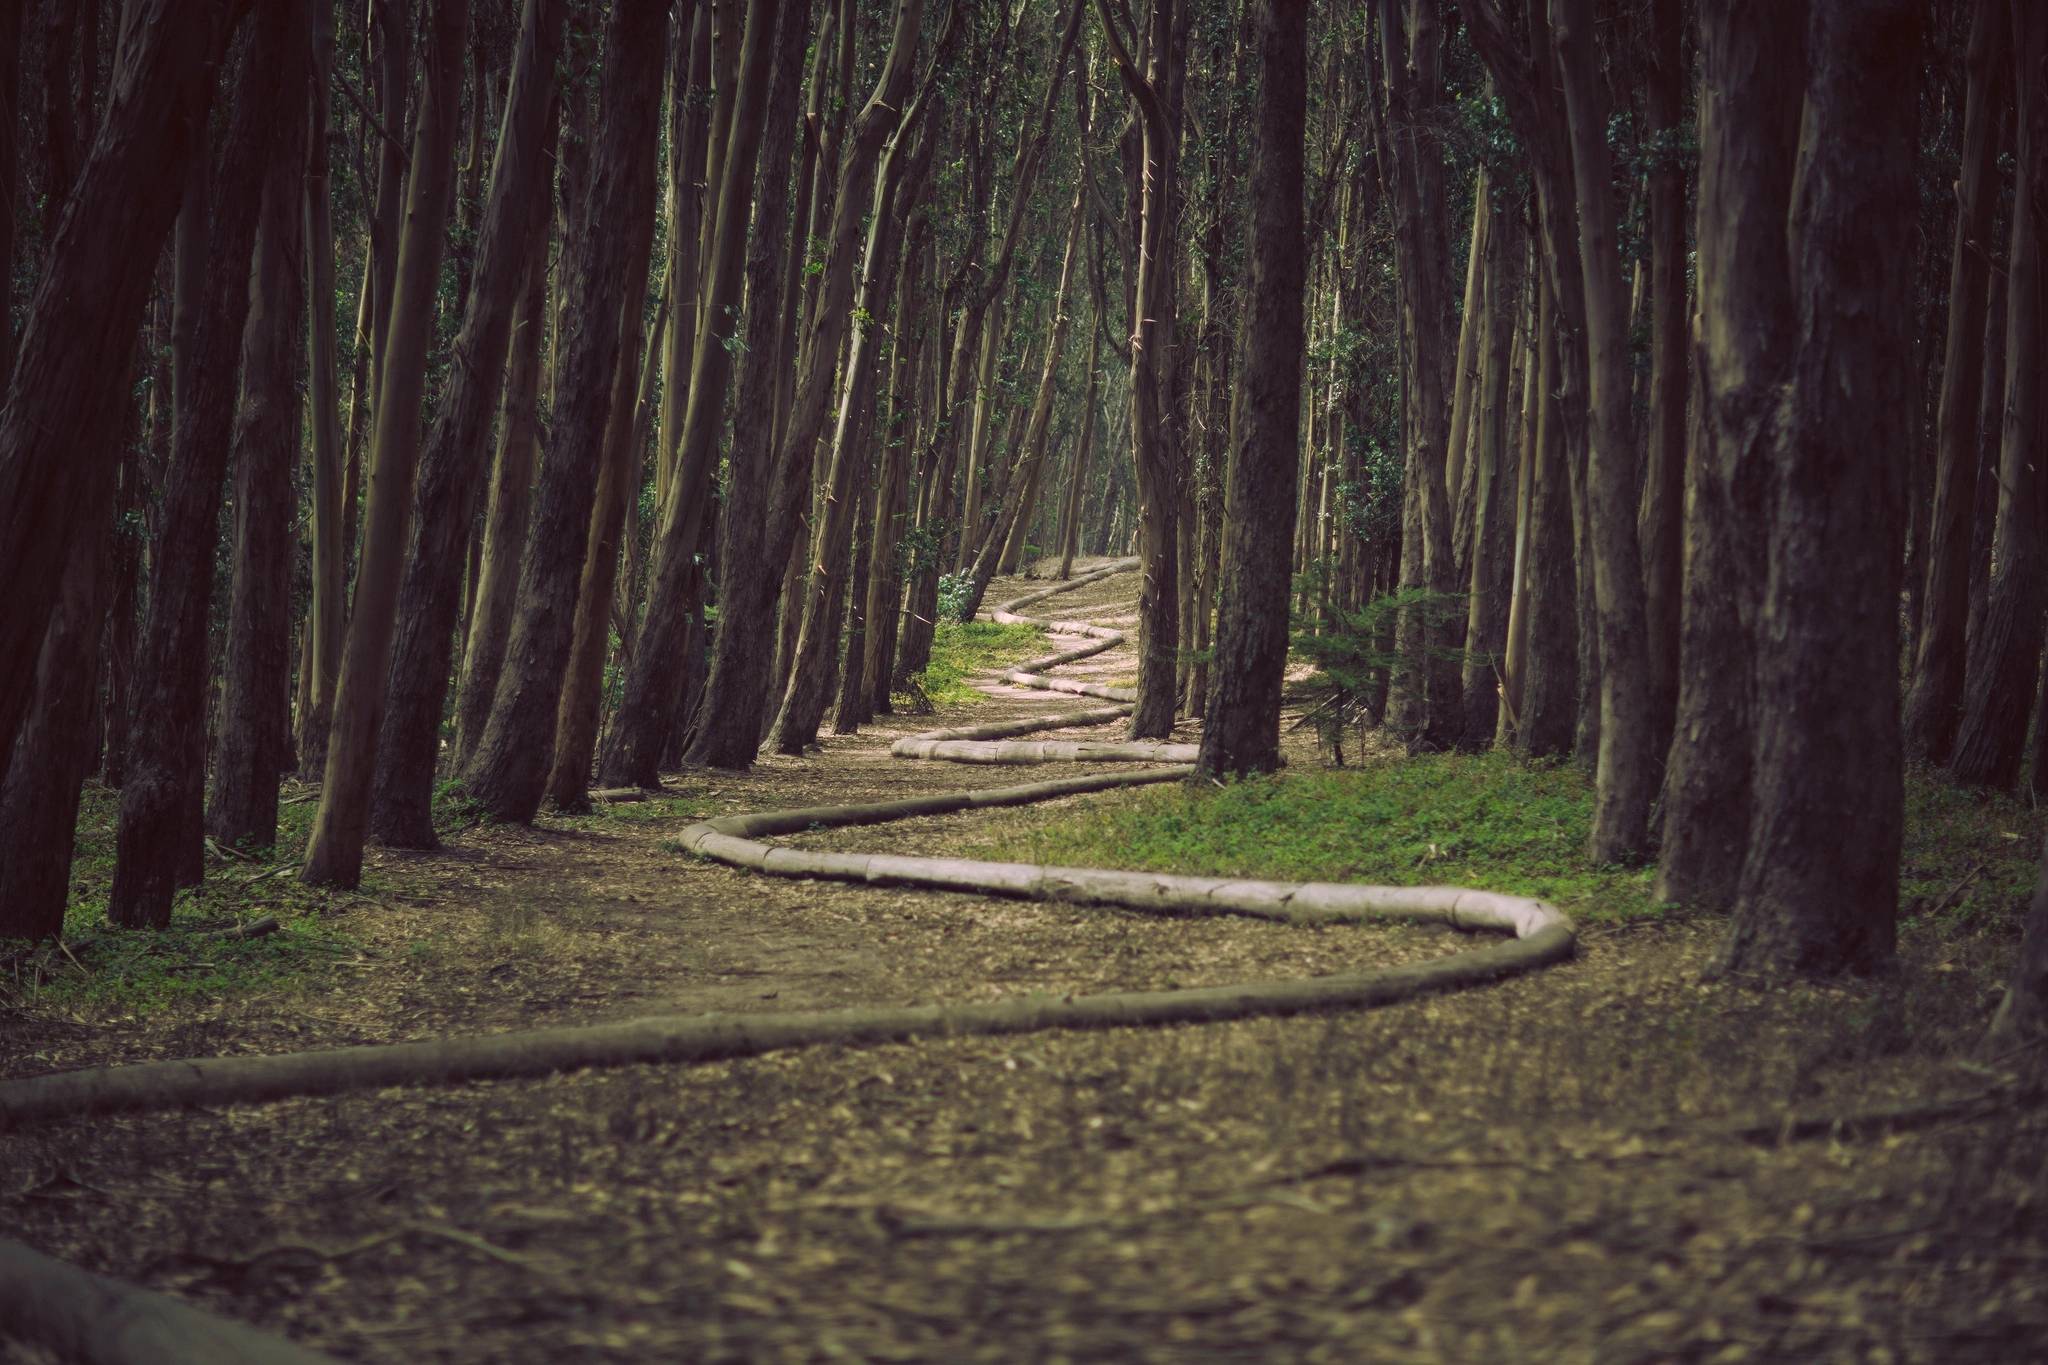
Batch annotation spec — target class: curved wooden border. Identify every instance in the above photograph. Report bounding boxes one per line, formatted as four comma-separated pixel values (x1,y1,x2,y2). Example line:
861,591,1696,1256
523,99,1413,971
0,561,1574,1129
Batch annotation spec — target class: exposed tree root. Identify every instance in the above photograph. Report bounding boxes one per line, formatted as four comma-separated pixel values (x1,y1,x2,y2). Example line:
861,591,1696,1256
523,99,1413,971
0,1236,341,1364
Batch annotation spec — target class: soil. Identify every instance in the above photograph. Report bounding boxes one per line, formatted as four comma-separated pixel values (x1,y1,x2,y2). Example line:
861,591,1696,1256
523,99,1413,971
3,561,2043,1364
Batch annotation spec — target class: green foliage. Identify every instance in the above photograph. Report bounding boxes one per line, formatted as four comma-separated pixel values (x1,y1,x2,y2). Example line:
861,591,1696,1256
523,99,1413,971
1293,586,1465,692
968,750,1664,922
895,620,1046,710
936,571,974,622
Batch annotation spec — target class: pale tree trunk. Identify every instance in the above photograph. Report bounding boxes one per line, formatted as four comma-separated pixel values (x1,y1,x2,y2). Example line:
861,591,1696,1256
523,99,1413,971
1714,0,1919,979
0,0,241,793
453,232,550,770
1636,0,1686,767
1496,255,1539,744
367,0,566,848
464,0,669,822
301,0,471,886
110,11,292,928
1550,0,1658,863
1057,316,1103,581
1096,0,1183,741
855,222,932,721
1657,0,1801,910
210,9,311,853
766,5,935,755
1951,3,2048,795
299,0,345,781
657,1,710,509
362,0,411,426
672,0,807,771
594,0,784,787
1904,0,2009,764
1196,0,1303,779
1458,197,1520,750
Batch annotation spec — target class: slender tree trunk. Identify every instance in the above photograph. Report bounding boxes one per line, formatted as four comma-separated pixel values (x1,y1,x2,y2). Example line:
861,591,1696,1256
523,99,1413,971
0,0,20,388
109,12,290,928
1057,317,1103,582
857,223,932,720
595,0,783,786
1517,276,1577,757
657,4,711,511
1951,4,2048,794
1458,200,1520,749
1196,0,1303,779
362,0,411,425
210,13,311,852
454,241,549,769
1654,0,1801,910
367,0,565,849
301,0,472,885
1637,0,1686,768
299,0,346,781
1715,0,1918,978
465,0,669,820
1551,0,1658,863
1904,0,2009,764
546,221,661,809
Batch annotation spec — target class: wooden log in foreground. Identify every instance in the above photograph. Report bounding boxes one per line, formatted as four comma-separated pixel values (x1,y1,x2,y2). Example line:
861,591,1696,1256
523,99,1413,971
0,1237,341,1364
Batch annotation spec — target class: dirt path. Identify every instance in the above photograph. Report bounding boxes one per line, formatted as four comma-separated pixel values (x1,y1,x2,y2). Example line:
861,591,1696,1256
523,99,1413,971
3,561,2042,1362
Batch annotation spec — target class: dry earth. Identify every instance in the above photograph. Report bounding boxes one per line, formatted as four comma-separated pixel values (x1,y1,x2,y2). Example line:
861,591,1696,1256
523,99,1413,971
3,561,2044,1363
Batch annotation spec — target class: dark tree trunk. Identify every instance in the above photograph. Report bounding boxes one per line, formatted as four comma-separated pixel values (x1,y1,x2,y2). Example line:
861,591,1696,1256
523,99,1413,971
1655,0,1802,911
1458,202,1520,750
1714,0,1919,979
0,0,240,792
368,0,566,848
1951,3,2048,794
1516,279,1577,757
0,0,20,387
1904,0,2008,764
463,0,668,821
209,13,311,853
110,11,289,928
1196,0,1304,780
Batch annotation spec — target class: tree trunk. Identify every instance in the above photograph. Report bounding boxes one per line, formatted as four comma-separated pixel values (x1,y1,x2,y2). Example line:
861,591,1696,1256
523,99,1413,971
857,223,932,720
1905,0,2010,764
367,0,565,849
1951,4,2048,794
594,0,784,786
546,231,662,810
1195,0,1303,780
1550,0,1657,863
0,0,241,793
657,3,711,508
1516,275,1577,757
109,12,290,928
1654,0,1801,910
300,0,472,886
210,14,311,853
0,0,20,388
1458,199,1520,750
454,243,549,771
362,0,411,426
464,0,669,820
1636,0,1687,769
1714,0,1919,979
298,0,345,782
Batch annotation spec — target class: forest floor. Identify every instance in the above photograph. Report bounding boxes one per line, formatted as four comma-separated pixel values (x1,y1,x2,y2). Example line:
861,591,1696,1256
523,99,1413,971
3,561,2046,1363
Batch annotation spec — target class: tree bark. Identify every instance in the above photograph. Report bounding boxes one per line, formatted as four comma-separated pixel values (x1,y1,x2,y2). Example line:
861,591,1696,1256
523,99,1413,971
0,0,20,388
1458,198,1520,750
366,0,566,848
1714,0,1919,979
1550,0,1658,863
1904,0,2005,764
1196,0,1304,780
298,0,345,781
109,12,289,928
594,0,783,786
1951,3,2048,793
0,0,240,793
464,0,669,820
210,10,311,853
300,0,472,885
1655,0,1802,910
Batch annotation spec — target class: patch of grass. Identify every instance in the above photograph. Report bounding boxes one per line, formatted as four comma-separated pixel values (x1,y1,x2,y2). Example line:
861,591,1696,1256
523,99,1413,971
3,782,374,1013
964,750,2043,928
895,620,1048,709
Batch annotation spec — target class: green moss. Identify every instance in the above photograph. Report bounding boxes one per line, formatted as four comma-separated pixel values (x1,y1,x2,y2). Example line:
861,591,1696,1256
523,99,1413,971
897,620,1049,708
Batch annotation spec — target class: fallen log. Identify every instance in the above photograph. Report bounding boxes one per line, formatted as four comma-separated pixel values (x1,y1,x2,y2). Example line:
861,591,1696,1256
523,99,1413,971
0,1237,342,1364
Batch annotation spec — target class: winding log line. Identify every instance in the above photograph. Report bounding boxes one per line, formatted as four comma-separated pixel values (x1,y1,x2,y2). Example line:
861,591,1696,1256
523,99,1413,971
0,561,1573,1130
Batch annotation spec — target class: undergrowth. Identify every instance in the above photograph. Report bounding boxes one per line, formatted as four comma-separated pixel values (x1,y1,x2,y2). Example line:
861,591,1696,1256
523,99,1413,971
967,749,2040,930
895,620,1047,709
